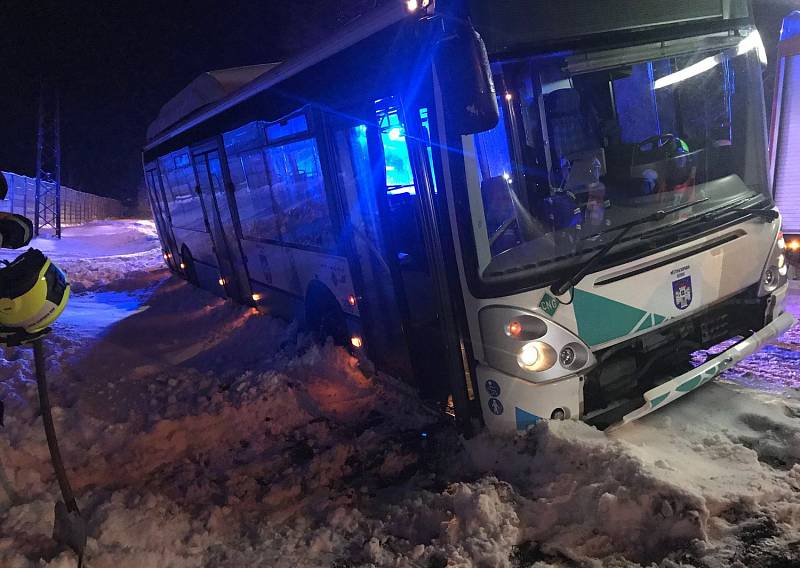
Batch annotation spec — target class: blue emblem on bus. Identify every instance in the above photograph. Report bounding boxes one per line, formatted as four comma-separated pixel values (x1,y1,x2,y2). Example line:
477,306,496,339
672,276,692,310
488,398,504,415
485,379,501,397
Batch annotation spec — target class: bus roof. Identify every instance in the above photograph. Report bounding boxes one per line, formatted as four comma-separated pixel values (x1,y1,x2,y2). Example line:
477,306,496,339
146,64,280,142
144,2,409,152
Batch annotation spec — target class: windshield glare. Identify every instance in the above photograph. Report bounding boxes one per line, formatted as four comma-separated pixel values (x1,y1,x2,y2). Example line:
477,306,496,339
466,34,771,281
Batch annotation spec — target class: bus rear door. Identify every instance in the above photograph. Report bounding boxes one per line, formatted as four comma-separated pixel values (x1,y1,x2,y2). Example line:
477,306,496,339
191,143,252,303
144,163,180,271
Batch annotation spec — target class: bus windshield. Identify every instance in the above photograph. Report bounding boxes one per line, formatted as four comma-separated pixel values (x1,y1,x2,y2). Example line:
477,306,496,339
465,32,772,283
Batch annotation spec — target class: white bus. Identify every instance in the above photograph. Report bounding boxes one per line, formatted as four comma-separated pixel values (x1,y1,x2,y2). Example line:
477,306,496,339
771,11,800,245
144,0,793,433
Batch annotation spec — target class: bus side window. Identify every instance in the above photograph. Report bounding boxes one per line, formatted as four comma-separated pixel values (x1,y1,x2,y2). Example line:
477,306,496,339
227,148,282,242
159,150,205,233
265,138,335,250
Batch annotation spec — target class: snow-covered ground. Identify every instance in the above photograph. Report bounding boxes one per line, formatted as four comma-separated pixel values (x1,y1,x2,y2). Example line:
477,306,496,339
2,220,800,567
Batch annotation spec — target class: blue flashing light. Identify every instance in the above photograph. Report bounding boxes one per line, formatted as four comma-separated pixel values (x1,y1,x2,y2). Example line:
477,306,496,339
354,124,368,149
781,11,800,42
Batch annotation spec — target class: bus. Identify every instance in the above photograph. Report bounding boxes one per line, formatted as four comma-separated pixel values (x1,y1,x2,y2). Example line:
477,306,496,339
143,0,794,433
771,11,800,248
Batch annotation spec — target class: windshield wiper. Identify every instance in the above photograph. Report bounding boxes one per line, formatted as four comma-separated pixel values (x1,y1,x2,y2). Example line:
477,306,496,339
729,207,779,221
549,198,708,297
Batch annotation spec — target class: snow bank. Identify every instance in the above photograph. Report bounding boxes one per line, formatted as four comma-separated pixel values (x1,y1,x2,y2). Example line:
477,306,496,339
0,219,164,293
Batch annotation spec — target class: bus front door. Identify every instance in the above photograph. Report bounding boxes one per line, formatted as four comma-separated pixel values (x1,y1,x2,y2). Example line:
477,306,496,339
191,145,251,303
373,99,453,405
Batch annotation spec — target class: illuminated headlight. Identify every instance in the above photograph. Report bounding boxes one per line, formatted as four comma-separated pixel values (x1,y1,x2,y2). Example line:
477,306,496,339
518,343,539,368
479,306,596,382
517,341,556,372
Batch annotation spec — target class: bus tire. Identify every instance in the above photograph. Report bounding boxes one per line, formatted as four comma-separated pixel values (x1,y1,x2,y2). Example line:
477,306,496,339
305,281,348,347
181,245,199,286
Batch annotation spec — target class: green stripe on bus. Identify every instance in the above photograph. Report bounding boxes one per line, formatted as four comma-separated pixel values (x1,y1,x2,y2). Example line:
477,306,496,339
650,393,670,409
573,289,665,347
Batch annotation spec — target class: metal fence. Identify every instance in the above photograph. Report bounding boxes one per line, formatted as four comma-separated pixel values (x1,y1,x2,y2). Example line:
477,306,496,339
1,171,123,225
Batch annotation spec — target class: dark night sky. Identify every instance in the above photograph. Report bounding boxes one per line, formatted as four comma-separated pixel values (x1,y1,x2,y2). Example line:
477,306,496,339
1,1,797,202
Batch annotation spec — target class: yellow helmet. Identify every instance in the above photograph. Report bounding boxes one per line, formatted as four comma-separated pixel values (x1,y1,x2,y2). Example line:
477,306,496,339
0,249,70,334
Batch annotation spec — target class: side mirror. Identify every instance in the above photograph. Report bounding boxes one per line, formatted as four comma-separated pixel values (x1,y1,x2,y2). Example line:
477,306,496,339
435,21,499,135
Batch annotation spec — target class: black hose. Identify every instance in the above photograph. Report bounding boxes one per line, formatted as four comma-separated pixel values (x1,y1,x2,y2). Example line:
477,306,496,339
33,338,79,514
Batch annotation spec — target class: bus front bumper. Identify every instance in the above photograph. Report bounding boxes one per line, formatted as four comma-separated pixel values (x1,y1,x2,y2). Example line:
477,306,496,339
616,310,796,427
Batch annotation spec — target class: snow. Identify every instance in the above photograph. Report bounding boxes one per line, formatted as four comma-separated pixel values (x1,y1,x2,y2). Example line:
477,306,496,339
2,219,800,567
0,220,165,293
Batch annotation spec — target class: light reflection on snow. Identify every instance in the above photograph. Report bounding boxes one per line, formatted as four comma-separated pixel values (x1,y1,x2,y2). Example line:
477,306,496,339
57,291,149,337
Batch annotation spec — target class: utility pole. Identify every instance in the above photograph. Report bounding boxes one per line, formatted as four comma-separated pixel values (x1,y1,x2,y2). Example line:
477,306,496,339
35,88,62,238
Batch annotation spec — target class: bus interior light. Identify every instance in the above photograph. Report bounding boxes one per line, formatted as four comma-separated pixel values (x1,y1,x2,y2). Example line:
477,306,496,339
655,31,767,90
218,278,226,286
351,336,363,349
347,294,357,307
180,262,186,270
406,0,418,12
252,293,262,302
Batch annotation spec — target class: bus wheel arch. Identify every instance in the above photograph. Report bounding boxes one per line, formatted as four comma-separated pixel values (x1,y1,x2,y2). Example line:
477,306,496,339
304,280,348,346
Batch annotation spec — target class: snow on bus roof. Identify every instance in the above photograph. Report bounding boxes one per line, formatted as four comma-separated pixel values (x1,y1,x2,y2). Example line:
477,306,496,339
145,64,281,142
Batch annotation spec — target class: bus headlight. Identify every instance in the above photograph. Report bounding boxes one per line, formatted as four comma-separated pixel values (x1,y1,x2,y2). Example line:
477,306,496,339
479,306,595,382
759,229,789,295
516,341,556,372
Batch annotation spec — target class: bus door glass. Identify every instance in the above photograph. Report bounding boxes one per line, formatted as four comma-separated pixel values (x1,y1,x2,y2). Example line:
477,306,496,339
373,97,449,402
144,165,180,270
327,116,413,380
192,147,246,301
